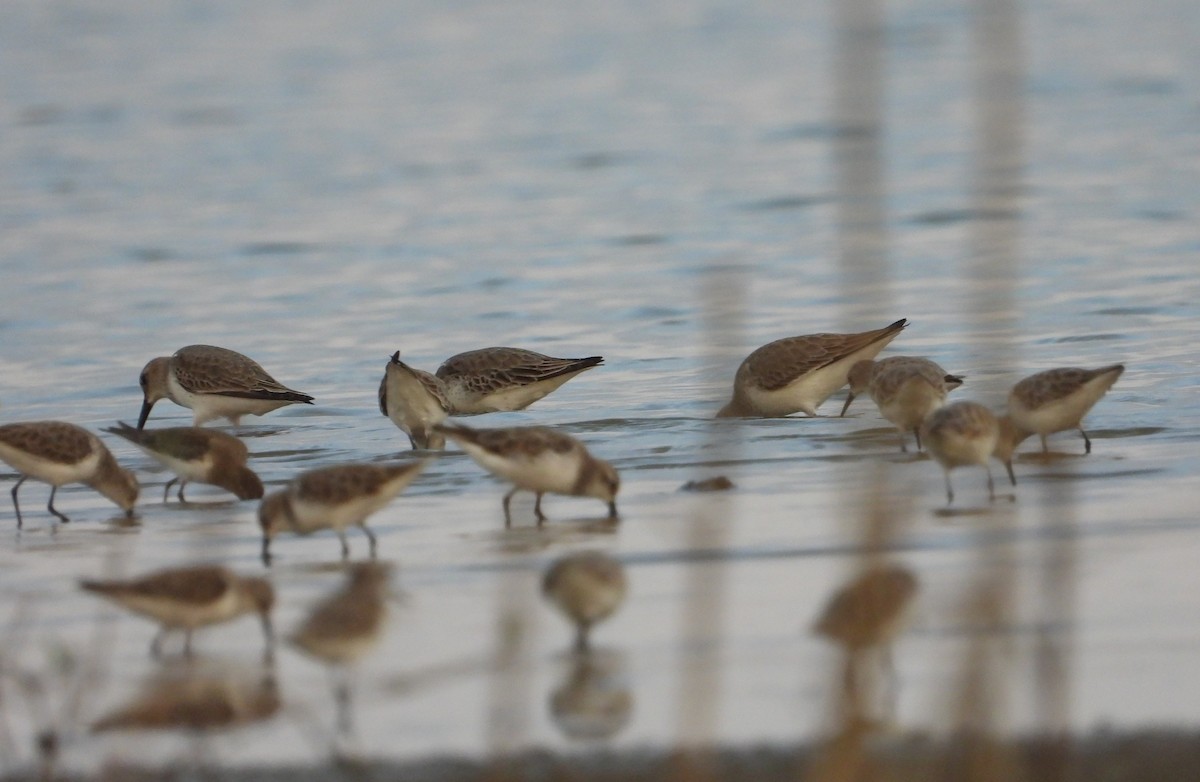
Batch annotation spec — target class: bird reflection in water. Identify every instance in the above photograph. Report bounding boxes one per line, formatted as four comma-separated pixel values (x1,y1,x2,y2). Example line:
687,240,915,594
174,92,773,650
548,649,632,742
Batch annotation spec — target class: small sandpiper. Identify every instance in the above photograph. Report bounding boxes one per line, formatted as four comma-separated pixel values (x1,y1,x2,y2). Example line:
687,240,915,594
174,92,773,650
435,423,619,526
378,352,452,449
542,551,627,652
920,401,1014,504
137,344,314,429
717,319,908,418
104,422,263,503
379,347,604,449
813,565,918,651
80,564,274,659
0,421,139,527
841,357,964,451
290,562,392,735
258,461,426,565
1006,364,1124,455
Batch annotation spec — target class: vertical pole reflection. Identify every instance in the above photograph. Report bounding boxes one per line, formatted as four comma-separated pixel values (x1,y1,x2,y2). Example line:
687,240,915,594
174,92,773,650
832,0,889,327
673,265,744,775
955,0,1026,763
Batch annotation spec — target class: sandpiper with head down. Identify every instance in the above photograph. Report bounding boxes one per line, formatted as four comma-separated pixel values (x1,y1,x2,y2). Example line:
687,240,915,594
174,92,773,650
104,422,263,503
542,551,627,652
1006,364,1124,455
717,319,908,418
841,356,964,451
378,351,452,450
920,401,1014,504
137,344,314,429
435,423,619,526
379,347,604,449
81,564,274,659
290,562,392,735
258,461,426,565
0,421,138,527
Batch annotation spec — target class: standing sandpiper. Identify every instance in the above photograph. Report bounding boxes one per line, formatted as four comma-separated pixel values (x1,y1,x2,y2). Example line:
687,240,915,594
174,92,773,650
717,319,908,418
137,344,314,429
1006,364,1124,455
379,347,604,449
841,357,964,451
258,461,426,564
104,422,263,503
920,401,1013,504
542,552,627,652
0,421,138,527
81,564,274,659
435,423,619,526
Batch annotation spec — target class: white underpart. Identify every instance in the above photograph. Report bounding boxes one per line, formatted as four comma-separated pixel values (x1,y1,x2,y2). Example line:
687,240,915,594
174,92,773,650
450,375,580,414
875,377,946,433
927,427,998,470
745,338,898,417
167,373,291,426
286,474,418,534
0,442,100,486
458,441,582,494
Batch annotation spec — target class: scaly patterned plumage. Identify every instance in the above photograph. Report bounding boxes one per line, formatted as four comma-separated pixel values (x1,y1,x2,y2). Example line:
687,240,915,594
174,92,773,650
81,564,274,658
0,421,138,527
258,461,426,564
378,351,452,449
1007,364,1124,454
717,319,908,417
436,423,619,525
841,357,964,451
104,422,262,502
137,344,314,429
920,401,1012,504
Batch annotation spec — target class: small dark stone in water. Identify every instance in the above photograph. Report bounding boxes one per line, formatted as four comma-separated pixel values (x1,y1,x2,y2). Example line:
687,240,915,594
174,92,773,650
681,476,735,492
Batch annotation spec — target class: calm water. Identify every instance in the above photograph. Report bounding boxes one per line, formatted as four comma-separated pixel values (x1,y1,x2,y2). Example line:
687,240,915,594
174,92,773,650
1,0,1199,773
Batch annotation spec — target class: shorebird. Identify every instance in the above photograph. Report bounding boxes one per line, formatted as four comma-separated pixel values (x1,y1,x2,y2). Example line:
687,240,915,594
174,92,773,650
290,562,391,735
378,352,451,450
813,564,918,719
1006,364,1125,455
136,344,314,429
104,422,262,503
435,423,619,525
920,401,1012,504
0,421,138,527
258,461,426,565
717,319,908,418
542,551,627,652
841,357,964,451
378,348,604,449
81,565,274,659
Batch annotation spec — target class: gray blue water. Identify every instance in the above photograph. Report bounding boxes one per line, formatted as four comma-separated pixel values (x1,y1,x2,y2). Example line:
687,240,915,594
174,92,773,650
1,0,1198,773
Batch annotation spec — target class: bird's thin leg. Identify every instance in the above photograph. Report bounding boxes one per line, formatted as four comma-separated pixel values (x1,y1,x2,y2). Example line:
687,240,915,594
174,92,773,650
1081,428,1092,454
46,487,70,524
914,428,923,452
183,629,195,659
11,476,27,529
502,487,518,528
162,477,177,504
1040,434,1049,453
361,524,377,559
177,480,188,503
1005,460,1017,487
150,627,168,659
944,472,954,505
534,493,547,525
985,466,996,502
337,530,350,560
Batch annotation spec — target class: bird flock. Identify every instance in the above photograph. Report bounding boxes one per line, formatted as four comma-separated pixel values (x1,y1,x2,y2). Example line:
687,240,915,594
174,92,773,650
0,325,1124,742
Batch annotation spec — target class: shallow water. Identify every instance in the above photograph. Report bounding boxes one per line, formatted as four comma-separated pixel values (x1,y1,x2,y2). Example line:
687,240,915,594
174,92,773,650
1,0,1199,773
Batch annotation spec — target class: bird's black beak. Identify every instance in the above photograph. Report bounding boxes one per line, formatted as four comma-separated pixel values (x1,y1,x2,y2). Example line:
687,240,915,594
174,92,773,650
839,393,856,418
136,398,155,430
261,538,273,567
